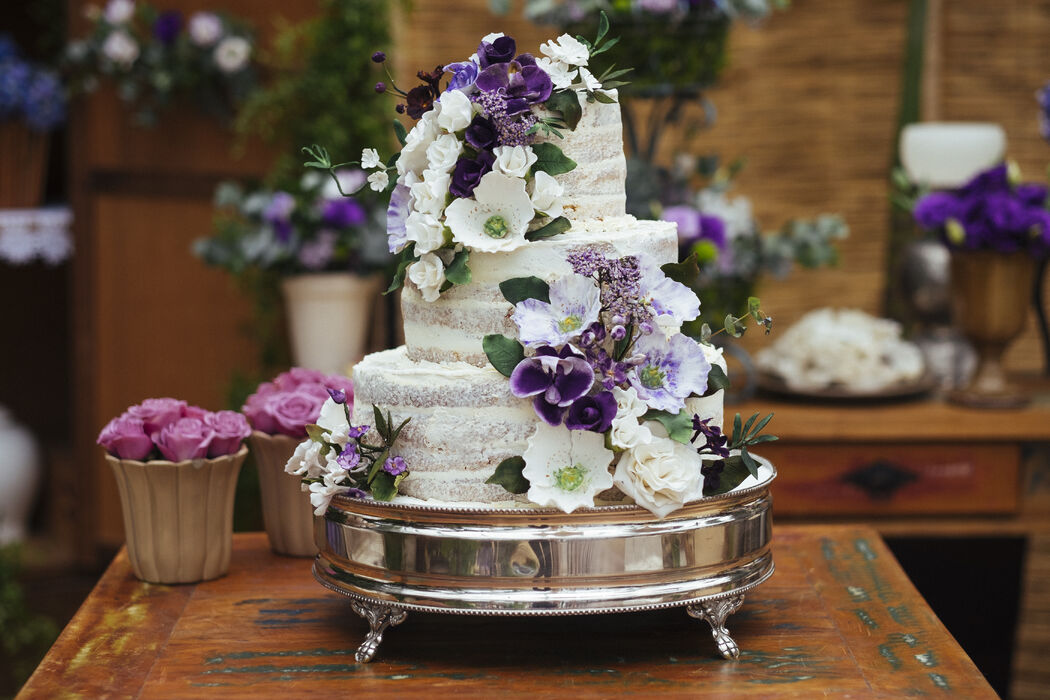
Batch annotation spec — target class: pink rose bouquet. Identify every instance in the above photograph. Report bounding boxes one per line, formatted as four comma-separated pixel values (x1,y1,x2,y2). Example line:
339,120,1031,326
97,398,252,461
242,368,354,438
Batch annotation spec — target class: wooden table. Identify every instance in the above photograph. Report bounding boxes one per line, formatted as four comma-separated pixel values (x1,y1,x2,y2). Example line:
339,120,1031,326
20,528,994,698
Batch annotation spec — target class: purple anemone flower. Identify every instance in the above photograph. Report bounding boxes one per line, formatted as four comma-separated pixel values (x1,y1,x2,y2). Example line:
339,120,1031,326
445,59,479,92
638,258,701,325
510,346,595,426
628,333,711,413
512,274,602,347
565,391,617,433
450,150,495,198
475,60,553,115
321,198,366,228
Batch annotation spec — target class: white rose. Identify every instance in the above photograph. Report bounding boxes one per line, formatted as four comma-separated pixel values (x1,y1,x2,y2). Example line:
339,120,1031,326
410,171,450,215
361,148,382,170
408,253,446,302
405,211,446,254
540,33,590,67
214,36,251,74
425,133,463,174
398,110,441,176
101,30,139,68
530,170,564,216
609,415,653,450
535,57,576,90
613,386,649,420
367,170,389,192
613,433,702,518
493,145,537,179
188,12,223,46
437,89,474,133
104,0,135,25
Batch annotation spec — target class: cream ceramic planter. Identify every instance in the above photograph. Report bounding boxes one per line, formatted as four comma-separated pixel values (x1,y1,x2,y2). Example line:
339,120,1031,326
106,446,248,584
249,431,316,557
282,272,383,375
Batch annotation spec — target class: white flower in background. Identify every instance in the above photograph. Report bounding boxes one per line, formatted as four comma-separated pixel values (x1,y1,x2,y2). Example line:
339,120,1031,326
529,171,564,217
397,106,442,176
361,148,382,170
316,397,350,448
410,170,450,215
213,36,251,74
614,427,703,518
608,386,653,450
425,134,463,174
101,30,139,68
321,169,366,200
285,439,324,479
443,172,534,253
697,188,754,240
405,211,446,254
522,423,614,513
540,34,589,67
535,57,576,90
437,89,474,132
493,145,537,179
408,252,445,302
104,0,135,25
188,11,223,46
307,480,349,516
367,170,389,192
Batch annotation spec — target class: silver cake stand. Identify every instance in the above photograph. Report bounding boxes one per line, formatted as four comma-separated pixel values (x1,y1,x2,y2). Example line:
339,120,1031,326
313,461,776,663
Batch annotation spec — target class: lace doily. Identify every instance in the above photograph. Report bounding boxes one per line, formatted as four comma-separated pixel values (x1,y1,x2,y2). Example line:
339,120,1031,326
0,207,73,265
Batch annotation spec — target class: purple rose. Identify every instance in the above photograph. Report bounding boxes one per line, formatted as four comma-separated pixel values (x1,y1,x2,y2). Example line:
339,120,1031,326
270,390,327,438
564,392,618,433
509,346,595,426
128,398,187,435
153,10,182,45
242,391,277,434
156,418,216,462
450,150,495,198
182,405,209,422
321,198,366,228
444,59,479,92
477,36,516,69
204,410,251,457
275,368,326,391
464,115,498,151
97,414,154,461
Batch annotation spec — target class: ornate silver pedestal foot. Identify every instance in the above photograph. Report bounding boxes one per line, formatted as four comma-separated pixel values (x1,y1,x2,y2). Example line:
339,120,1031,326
687,595,745,659
350,599,408,663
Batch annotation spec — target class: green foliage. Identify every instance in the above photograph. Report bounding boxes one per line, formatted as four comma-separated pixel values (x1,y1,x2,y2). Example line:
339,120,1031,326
486,456,530,494
235,0,394,188
544,91,583,131
483,334,526,377
641,409,694,444
525,216,571,241
707,364,730,391
443,249,472,287
530,143,578,177
0,546,59,690
499,277,551,305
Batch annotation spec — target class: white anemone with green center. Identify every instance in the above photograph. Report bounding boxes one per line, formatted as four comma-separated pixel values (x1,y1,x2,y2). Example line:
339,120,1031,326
522,423,614,513
443,171,535,253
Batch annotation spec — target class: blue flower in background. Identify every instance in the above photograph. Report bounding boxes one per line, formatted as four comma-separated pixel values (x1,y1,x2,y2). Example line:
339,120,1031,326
23,70,66,131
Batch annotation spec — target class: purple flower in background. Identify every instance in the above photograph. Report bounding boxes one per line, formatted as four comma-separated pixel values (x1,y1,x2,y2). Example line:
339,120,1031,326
155,417,215,462
128,397,188,435
297,230,337,270
153,10,182,45
22,69,66,131
321,197,366,228
97,414,154,461
477,35,516,69
663,205,701,241
565,391,617,433
203,410,251,457
959,163,1010,197
1037,81,1050,141
445,59,479,92
512,274,602,347
628,333,711,413
264,191,296,243
913,191,958,230
464,115,498,151
450,150,495,198
383,456,408,475
386,184,411,253
0,60,31,118
699,214,727,249
510,346,595,426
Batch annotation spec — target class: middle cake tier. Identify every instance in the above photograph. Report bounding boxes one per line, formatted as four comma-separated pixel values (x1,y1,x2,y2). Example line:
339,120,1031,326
402,216,678,366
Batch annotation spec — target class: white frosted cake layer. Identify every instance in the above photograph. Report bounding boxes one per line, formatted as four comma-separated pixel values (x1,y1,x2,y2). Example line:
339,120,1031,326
403,217,678,366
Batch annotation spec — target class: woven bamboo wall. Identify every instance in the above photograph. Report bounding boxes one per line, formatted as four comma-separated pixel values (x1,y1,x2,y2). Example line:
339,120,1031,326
395,0,1050,372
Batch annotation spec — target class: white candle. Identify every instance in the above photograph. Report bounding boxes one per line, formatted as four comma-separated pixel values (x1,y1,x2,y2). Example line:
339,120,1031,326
900,122,1006,188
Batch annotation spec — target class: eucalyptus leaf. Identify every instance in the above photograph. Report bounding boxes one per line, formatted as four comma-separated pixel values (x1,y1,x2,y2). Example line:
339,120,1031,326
531,142,578,177
661,254,700,286
525,216,571,241
485,456,529,494
642,409,694,444
499,276,550,305
723,314,745,338
748,296,762,322
483,334,525,377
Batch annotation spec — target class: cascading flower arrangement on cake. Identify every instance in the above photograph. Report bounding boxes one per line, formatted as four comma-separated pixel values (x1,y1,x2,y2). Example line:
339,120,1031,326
292,16,775,519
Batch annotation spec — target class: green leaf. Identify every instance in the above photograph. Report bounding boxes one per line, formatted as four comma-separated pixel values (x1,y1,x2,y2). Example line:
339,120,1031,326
372,405,389,442
444,248,472,286
385,244,416,295
305,423,327,442
370,470,399,501
732,413,743,444
596,10,610,44
483,334,525,377
367,447,389,483
742,413,757,438
740,447,760,478
661,254,700,287
590,90,617,104
545,90,582,131
747,412,774,441
389,417,411,446
525,216,571,241
642,409,694,444
707,364,731,391
748,296,762,322
748,434,779,445
485,456,529,494
704,456,752,496
531,142,578,177
499,276,550,305
393,119,407,147
589,36,621,56
724,314,746,338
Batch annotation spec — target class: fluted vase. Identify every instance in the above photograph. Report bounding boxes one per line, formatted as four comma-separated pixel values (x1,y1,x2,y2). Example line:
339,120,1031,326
249,431,316,557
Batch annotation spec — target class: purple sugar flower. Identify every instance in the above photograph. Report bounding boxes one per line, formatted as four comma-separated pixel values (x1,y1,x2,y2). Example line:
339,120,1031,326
510,346,595,426
336,443,361,471
327,387,347,404
372,51,386,63
387,184,411,253
383,455,407,475
153,10,182,44
464,115,498,151
450,150,495,198
638,258,701,325
445,59,479,92
476,60,553,115
628,333,711,413
321,197,366,228
345,487,368,499
477,35,516,69
564,391,617,433
348,424,370,439
692,416,729,458
512,274,602,347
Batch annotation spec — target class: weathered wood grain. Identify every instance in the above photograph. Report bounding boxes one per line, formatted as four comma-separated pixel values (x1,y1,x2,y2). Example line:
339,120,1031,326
19,528,995,698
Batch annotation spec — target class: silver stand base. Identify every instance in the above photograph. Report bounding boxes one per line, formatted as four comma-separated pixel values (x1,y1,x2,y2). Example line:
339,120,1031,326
350,600,408,663
687,594,745,659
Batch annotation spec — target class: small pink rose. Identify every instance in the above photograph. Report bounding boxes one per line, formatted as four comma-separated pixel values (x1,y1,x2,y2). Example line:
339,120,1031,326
295,382,332,401
274,367,326,391
97,414,154,461
155,417,216,462
204,410,251,457
182,404,209,421
270,390,326,438
128,398,188,435
242,391,278,434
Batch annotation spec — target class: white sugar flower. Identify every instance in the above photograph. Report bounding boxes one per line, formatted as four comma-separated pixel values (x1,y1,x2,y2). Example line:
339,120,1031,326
540,33,589,67
576,67,603,92
361,148,382,170
608,386,654,450
481,32,505,43
405,211,446,254
425,133,463,174
316,397,350,447
443,172,534,253
493,145,537,179
512,274,601,347
535,57,576,90
398,106,443,176
286,439,324,479
437,89,474,133
530,171,564,217
188,12,223,46
522,423,614,513
410,170,450,215
367,170,389,192
214,36,251,74
408,252,445,302
102,30,139,68
614,428,703,518
104,0,135,25
308,480,349,516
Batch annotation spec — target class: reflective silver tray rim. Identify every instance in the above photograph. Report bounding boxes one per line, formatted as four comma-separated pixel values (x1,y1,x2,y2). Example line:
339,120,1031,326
313,461,776,616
